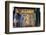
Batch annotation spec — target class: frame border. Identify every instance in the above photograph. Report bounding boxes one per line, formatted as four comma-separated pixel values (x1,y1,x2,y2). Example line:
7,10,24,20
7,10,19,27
5,1,45,34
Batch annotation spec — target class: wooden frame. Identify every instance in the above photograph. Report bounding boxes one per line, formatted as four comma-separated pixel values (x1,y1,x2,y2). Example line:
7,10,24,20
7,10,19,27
5,1,45,34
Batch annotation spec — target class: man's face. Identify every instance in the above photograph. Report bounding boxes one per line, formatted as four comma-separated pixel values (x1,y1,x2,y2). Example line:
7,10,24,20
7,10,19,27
16,9,21,14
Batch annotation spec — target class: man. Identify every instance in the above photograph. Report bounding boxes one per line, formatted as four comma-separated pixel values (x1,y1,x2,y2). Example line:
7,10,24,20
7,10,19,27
14,9,24,27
